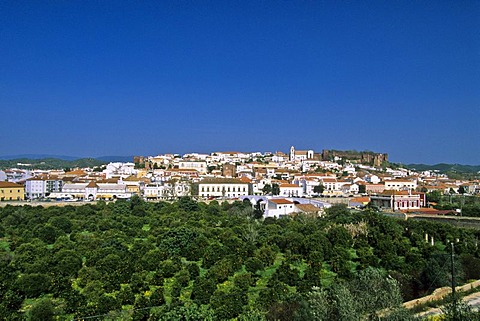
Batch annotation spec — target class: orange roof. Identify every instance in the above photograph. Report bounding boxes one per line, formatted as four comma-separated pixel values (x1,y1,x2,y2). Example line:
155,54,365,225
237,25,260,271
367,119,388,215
351,197,370,203
280,183,300,188
123,175,140,181
239,176,252,183
270,198,294,205
0,181,23,188
97,178,118,184
86,181,98,188
65,169,87,175
381,190,410,196
295,204,320,212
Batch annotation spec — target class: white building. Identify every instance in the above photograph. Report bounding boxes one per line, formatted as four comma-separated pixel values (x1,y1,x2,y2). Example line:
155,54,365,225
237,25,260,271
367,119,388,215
341,183,359,195
144,183,166,199
289,146,314,162
279,183,303,197
178,161,208,174
197,179,249,198
295,178,321,197
370,191,424,211
162,180,192,199
384,179,417,191
104,162,136,179
25,176,64,199
265,198,296,217
62,182,131,200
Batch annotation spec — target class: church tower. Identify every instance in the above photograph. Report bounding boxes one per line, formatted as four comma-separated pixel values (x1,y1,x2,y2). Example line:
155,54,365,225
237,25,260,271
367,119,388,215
290,146,295,161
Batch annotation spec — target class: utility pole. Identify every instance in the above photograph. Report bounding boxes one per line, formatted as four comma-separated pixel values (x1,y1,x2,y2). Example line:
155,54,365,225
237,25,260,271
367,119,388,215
451,242,457,321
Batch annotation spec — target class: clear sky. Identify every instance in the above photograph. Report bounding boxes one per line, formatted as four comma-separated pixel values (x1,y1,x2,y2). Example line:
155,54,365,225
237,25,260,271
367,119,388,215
1,1,479,164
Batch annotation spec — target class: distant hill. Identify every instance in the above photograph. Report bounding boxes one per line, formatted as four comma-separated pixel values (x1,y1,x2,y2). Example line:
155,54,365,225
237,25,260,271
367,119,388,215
0,154,133,164
0,154,80,161
405,163,480,174
0,158,107,170
95,156,133,163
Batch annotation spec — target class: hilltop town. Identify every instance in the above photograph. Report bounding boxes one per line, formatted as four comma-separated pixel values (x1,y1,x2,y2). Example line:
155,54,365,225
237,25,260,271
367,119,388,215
1,146,478,218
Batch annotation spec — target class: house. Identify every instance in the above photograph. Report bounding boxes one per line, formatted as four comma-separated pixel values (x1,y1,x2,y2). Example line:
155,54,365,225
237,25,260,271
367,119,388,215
4,169,32,183
120,175,145,195
178,161,208,174
369,191,424,211
364,174,381,184
25,176,64,199
295,178,321,196
0,181,25,201
25,177,46,199
165,168,199,179
197,178,250,198
144,183,165,200
162,180,192,199
272,151,288,163
62,182,131,200
341,183,359,195
365,183,385,194
104,162,136,179
295,203,323,216
265,198,296,217
384,179,417,191
279,183,303,197
349,197,371,208
222,163,237,177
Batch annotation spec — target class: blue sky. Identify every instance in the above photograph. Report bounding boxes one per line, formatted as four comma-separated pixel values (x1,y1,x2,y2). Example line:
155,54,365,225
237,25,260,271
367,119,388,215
1,1,479,164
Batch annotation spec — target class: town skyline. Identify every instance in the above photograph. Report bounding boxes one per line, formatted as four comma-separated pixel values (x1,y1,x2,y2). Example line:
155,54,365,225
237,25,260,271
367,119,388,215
1,1,478,165
0,145,478,167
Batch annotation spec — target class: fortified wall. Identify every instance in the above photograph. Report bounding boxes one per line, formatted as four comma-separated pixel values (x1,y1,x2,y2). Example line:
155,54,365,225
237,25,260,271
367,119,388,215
321,149,388,167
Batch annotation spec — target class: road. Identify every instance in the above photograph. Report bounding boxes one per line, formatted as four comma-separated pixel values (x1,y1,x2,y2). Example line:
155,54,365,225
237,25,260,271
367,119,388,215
417,292,480,318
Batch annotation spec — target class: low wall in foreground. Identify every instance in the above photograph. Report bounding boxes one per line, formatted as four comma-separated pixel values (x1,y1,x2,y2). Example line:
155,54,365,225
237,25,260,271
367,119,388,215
403,279,480,309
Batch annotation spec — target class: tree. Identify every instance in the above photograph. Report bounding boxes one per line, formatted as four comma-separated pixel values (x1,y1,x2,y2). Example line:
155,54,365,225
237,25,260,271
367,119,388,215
297,284,357,321
191,276,217,304
272,183,280,196
349,267,403,317
358,184,366,194
154,304,215,321
28,298,55,321
442,300,480,321
262,184,272,195
427,190,442,203
14,273,51,298
296,267,404,320
313,184,325,195
210,286,248,320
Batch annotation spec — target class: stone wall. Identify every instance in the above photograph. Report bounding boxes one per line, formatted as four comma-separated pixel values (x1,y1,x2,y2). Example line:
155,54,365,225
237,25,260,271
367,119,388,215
403,279,480,310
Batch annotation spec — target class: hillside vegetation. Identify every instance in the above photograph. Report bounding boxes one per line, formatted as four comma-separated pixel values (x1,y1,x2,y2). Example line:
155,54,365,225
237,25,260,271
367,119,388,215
1,199,479,320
